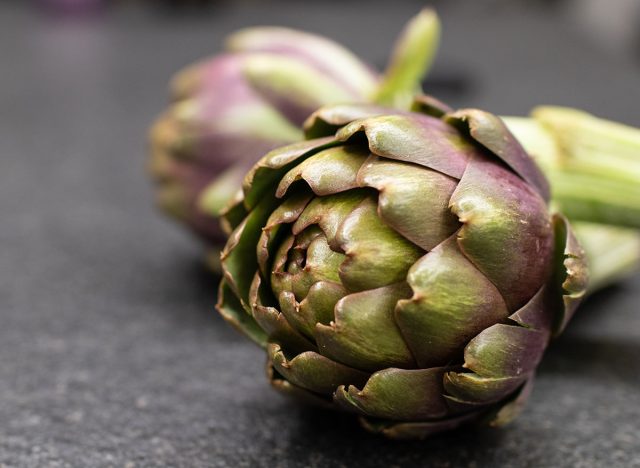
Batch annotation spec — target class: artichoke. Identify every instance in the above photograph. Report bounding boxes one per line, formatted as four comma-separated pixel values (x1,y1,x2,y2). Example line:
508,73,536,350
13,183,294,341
216,95,589,439
148,10,440,251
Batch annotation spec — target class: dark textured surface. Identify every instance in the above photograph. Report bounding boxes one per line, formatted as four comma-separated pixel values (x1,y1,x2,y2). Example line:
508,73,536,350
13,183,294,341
1,1,640,466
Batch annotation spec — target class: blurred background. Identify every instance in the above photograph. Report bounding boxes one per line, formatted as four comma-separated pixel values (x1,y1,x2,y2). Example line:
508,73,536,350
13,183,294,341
9,0,640,121
1,1,639,466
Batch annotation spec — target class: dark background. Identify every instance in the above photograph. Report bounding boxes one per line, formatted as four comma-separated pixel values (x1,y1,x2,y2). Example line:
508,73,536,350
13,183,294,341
1,1,639,466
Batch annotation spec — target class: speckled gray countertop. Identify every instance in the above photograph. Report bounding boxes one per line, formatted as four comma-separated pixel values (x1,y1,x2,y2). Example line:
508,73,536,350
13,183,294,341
1,1,639,466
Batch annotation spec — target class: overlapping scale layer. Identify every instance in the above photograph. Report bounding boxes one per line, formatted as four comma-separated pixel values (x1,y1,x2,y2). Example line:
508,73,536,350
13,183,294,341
217,95,588,439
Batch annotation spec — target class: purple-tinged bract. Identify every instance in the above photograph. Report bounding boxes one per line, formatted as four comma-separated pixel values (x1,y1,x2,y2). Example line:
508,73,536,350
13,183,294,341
216,96,589,439
148,9,442,251
148,28,380,244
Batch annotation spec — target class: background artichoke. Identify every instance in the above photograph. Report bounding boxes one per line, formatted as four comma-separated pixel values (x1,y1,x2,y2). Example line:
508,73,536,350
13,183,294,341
148,10,440,252
216,96,589,439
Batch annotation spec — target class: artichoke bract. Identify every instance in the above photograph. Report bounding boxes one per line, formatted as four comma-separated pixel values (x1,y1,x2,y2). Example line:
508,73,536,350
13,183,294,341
148,10,440,247
148,29,377,244
217,96,589,439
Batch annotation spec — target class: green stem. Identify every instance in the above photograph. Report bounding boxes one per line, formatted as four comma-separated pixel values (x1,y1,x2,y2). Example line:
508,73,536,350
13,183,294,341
504,109,640,228
571,222,640,294
373,9,440,109
503,109,640,292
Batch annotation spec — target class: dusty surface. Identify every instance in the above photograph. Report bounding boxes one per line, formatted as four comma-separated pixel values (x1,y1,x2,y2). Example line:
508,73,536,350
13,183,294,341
1,1,639,466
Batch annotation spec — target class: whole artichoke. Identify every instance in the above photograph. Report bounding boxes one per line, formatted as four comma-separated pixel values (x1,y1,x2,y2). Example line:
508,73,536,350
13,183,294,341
148,10,440,249
217,96,589,439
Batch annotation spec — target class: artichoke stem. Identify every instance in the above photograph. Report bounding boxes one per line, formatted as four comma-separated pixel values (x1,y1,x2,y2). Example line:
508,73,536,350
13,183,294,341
504,109,640,291
571,222,640,293
504,109,640,229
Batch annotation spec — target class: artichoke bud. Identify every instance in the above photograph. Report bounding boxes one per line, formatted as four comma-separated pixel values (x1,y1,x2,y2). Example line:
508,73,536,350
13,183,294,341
148,27,380,244
149,11,443,247
217,95,589,439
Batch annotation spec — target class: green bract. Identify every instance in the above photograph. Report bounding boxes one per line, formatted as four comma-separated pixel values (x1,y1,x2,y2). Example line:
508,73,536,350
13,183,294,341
216,96,589,439
148,10,440,250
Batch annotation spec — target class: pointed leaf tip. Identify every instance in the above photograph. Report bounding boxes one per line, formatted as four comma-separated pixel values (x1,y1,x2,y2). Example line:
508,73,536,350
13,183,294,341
374,9,441,108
